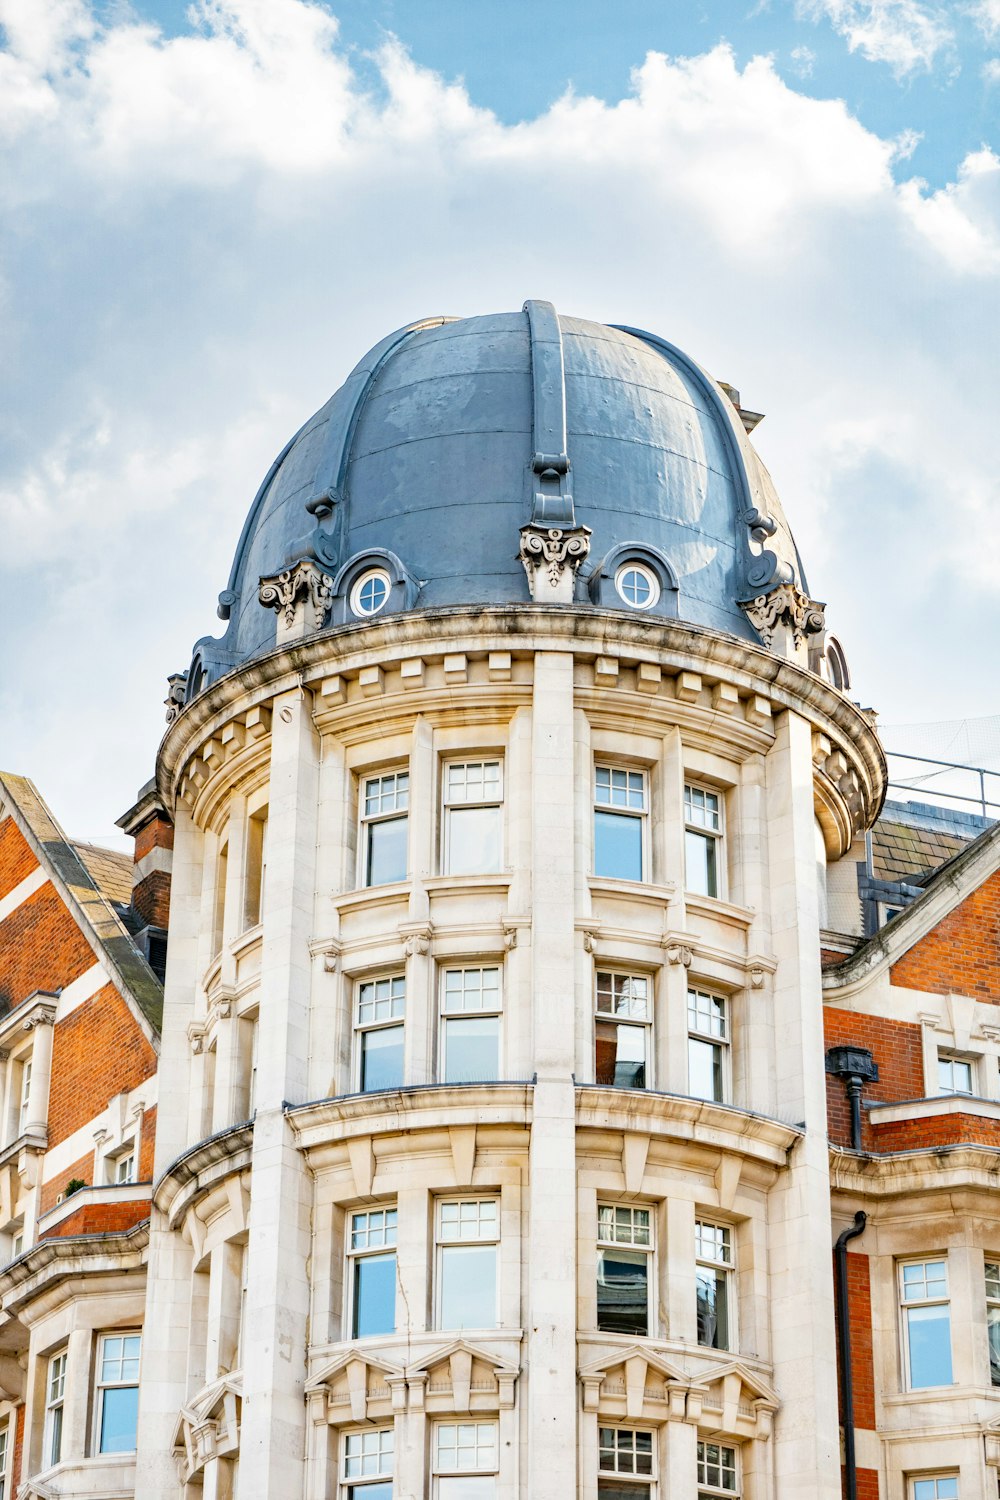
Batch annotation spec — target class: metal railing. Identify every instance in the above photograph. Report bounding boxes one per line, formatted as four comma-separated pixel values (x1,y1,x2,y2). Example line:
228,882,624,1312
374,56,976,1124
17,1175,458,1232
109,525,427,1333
883,750,1000,820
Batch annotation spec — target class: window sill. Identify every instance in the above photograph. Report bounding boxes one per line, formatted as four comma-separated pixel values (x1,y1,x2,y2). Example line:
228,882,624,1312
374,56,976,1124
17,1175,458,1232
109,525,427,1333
685,892,756,929
588,877,676,907
423,873,512,896
869,1094,1000,1125
334,882,411,914
230,923,263,958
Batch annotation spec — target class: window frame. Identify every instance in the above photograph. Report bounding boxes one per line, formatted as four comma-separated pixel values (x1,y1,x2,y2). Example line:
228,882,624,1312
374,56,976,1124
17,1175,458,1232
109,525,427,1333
439,965,503,1084
597,1424,656,1491
987,1257,1000,1387
94,1331,142,1455
354,974,406,1094
695,1219,735,1352
899,1256,953,1390
937,1051,975,1097
349,568,392,620
435,1197,500,1333
17,1056,32,1137
441,758,504,877
596,1201,655,1338
340,1425,394,1499
44,1349,67,1469
593,764,649,883
433,1419,499,1497
697,1438,740,1498
358,769,410,889
243,804,269,931
614,562,661,612
111,1146,137,1186
909,1479,959,1500
687,988,730,1104
684,782,725,900
594,970,652,1091
346,1205,398,1341
0,1418,9,1500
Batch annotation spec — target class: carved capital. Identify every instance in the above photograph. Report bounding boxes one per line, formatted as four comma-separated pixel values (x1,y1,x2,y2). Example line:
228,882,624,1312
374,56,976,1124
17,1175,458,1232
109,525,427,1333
664,942,693,968
22,1006,56,1032
164,671,188,725
740,584,826,650
258,558,333,632
403,928,432,958
518,523,591,604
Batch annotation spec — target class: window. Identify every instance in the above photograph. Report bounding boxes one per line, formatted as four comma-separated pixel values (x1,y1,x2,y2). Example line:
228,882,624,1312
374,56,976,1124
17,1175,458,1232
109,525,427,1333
348,1207,397,1339
10,1230,23,1261
434,1421,498,1499
614,563,660,611
355,976,405,1093
688,990,729,1103
350,568,391,619
45,1350,66,1467
595,972,650,1089
442,761,503,876
96,1333,141,1453
697,1440,738,1498
938,1052,974,1096
900,1259,953,1388
685,783,723,899
594,766,647,882
440,967,501,1083
213,837,228,952
244,807,268,929
598,1427,654,1496
988,1261,1000,1386
597,1204,652,1337
111,1149,136,1185
911,1481,958,1500
696,1220,733,1350
0,1421,8,1500
360,771,409,887
17,1058,31,1136
342,1427,393,1500
436,1199,498,1331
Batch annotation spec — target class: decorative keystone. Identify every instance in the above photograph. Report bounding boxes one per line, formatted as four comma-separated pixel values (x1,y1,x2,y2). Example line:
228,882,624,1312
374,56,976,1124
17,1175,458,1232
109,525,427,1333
258,558,333,642
518,523,591,604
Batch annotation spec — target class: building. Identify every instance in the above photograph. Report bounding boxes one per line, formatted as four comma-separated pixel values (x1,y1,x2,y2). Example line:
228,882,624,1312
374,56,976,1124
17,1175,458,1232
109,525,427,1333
0,301,996,1500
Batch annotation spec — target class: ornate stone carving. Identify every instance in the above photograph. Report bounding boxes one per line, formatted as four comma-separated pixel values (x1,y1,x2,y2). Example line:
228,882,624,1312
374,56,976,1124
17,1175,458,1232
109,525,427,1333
258,558,333,632
664,942,693,968
21,1006,56,1032
402,927,432,958
164,672,188,725
518,524,591,604
740,584,826,650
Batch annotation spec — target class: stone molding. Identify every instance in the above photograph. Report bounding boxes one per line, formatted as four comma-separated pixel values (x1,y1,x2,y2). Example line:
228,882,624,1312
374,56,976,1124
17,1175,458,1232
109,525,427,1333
305,1336,521,1427
740,583,826,650
517,524,592,603
173,1374,242,1485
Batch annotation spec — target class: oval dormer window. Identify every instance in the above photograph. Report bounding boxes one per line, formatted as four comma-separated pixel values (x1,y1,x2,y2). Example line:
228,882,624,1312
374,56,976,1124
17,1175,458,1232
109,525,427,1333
351,568,391,618
615,562,660,611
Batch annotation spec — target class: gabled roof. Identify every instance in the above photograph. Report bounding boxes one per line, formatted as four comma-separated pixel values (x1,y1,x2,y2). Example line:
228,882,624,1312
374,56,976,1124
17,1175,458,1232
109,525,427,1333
0,773,161,1040
824,815,1000,994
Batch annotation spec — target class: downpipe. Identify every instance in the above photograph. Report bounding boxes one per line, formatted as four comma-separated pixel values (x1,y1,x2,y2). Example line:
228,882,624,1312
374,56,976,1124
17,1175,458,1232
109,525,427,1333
835,1210,868,1500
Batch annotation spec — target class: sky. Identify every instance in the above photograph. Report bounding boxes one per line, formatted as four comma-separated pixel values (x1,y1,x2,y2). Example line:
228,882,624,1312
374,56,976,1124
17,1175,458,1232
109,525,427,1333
0,0,999,844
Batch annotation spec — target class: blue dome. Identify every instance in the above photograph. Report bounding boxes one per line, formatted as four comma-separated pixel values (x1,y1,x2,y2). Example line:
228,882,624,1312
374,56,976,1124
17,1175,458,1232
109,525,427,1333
189,303,806,689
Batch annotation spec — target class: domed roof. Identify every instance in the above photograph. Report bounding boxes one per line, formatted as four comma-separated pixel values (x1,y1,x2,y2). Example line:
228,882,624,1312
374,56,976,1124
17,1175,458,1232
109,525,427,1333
188,303,808,691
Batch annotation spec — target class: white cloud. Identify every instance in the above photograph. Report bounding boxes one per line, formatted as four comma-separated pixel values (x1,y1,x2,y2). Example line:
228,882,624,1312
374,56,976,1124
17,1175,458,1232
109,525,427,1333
984,56,1000,79
790,43,817,74
797,0,954,74
0,0,998,838
971,0,1000,41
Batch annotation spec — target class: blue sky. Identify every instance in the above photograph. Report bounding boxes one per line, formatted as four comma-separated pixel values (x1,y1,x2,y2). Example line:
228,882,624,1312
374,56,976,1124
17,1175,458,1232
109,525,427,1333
1,0,999,839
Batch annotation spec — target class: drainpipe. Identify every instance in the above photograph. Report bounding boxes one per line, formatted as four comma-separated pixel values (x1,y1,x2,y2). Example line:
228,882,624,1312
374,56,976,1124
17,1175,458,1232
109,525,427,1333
835,1210,868,1500
825,1046,879,1152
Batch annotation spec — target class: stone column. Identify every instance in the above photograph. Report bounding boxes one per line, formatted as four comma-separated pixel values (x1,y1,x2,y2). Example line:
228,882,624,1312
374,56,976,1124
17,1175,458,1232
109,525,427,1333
526,652,578,1497
764,709,841,1500
22,1011,54,1137
239,684,318,1499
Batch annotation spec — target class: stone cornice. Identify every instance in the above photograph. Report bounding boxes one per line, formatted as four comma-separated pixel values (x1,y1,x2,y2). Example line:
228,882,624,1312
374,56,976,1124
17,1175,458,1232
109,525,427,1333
153,1121,254,1223
829,1142,1000,1197
286,1082,534,1154
575,1086,802,1170
0,1222,149,1317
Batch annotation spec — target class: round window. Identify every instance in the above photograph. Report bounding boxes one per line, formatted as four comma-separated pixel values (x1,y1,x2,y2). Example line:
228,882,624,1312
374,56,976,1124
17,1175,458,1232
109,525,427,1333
350,568,391,618
615,562,660,610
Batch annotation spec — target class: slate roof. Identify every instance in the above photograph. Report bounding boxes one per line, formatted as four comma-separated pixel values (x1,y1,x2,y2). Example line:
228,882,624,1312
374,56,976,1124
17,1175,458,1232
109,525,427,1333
71,842,133,908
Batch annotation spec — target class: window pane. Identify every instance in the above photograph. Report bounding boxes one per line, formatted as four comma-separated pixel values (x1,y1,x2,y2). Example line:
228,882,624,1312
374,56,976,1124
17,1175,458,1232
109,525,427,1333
599,1486,648,1500
696,1265,729,1349
360,1026,404,1092
49,1404,62,1466
906,1303,953,1387
348,1486,392,1500
446,806,502,875
100,1385,139,1453
989,1305,1000,1386
440,1245,496,1329
444,1017,499,1083
353,1253,396,1338
595,1020,646,1089
688,1036,724,1102
366,816,408,886
438,1481,495,1499
597,1247,649,1335
595,811,643,881
686,829,718,897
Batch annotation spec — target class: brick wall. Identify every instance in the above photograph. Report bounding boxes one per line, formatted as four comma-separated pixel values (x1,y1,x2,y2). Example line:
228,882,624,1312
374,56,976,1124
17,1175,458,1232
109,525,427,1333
132,869,171,929
852,1469,880,1500
139,1105,157,1181
0,820,37,902
824,1008,924,1149
0,885,95,1010
133,815,173,863
40,1152,94,1215
870,1111,1000,1152
890,866,1000,1002
48,985,157,1148
40,1202,150,1238
835,1250,876,1428
12,1402,24,1495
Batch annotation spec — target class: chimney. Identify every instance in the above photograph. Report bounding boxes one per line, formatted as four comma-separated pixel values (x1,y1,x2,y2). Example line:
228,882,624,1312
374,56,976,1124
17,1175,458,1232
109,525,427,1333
116,780,173,980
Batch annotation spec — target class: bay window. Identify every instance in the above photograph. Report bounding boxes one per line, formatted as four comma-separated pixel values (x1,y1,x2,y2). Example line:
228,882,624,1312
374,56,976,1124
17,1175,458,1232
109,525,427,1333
598,1426,654,1497
434,1421,498,1498
900,1258,952,1388
442,761,503,875
685,783,723,898
436,1199,498,1331
342,1428,393,1500
687,990,729,1103
355,976,405,1093
595,971,650,1089
347,1207,397,1339
988,1259,1000,1386
696,1220,733,1350
45,1350,66,1468
594,766,647,882
360,771,409,887
441,967,501,1083
597,1203,652,1337
95,1333,141,1453
697,1440,739,1498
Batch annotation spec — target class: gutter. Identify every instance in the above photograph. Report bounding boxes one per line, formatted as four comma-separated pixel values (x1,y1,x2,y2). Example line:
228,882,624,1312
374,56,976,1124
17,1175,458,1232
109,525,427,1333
835,1210,867,1500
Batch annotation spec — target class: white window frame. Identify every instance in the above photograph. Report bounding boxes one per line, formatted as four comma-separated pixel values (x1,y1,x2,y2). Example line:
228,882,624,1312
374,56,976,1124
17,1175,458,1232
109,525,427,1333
594,970,652,1090
350,568,392,619
441,759,504,876
111,1147,136,1185
614,562,660,612
684,782,724,899
697,1438,740,1497
596,1202,654,1338
695,1219,735,1352
17,1057,32,1137
94,1331,141,1454
435,1198,500,1332
0,1418,9,1500
243,804,268,931
440,966,503,1083
594,765,649,882
687,989,730,1104
341,1425,394,1496
899,1257,953,1390
346,1206,398,1340
598,1424,656,1489
987,1258,1000,1387
909,1479,959,1500
937,1051,975,1097
44,1349,67,1469
354,975,406,1093
358,769,409,888
433,1420,499,1495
